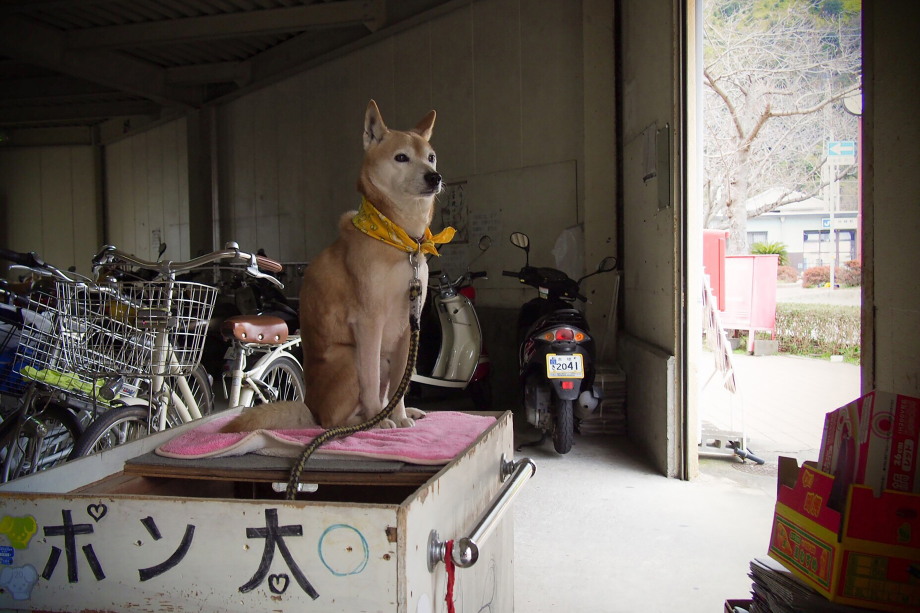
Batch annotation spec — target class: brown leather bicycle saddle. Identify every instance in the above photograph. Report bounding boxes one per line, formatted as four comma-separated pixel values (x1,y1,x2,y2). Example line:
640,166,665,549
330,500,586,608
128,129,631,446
220,315,288,344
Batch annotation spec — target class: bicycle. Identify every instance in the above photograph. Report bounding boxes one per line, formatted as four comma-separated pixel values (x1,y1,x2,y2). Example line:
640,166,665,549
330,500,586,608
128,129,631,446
69,242,303,457
0,249,93,481
219,312,305,410
0,287,27,412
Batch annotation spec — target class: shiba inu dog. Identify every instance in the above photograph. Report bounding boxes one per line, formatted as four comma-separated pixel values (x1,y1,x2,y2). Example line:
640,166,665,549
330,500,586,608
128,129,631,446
223,100,451,432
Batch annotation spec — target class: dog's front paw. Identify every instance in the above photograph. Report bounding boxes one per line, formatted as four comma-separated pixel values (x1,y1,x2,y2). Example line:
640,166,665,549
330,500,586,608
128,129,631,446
405,407,426,420
379,417,413,429
380,409,424,429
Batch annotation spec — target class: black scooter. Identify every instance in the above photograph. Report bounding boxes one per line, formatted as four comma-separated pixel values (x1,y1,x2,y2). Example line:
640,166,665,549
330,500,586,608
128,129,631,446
503,232,617,453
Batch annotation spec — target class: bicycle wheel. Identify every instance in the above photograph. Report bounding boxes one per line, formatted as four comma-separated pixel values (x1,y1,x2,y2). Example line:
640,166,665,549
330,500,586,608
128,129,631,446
69,405,150,458
0,402,83,482
252,355,304,406
163,365,215,428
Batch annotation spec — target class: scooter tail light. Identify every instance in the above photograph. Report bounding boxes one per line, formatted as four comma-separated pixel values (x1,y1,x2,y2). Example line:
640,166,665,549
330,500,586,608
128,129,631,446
554,328,575,341
561,381,575,390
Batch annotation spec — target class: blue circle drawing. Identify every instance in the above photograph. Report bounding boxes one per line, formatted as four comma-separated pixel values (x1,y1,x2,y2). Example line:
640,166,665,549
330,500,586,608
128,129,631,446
318,524,369,576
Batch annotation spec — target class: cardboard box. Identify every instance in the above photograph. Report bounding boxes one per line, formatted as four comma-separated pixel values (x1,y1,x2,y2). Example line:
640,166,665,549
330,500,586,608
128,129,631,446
723,598,753,612
817,391,920,497
887,394,920,493
768,457,920,612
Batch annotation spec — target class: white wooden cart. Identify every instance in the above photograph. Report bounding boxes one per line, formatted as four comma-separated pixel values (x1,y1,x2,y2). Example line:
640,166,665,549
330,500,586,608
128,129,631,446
0,410,533,612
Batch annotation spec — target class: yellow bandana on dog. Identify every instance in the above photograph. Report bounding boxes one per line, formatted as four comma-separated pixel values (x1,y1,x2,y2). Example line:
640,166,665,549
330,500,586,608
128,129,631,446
352,197,455,256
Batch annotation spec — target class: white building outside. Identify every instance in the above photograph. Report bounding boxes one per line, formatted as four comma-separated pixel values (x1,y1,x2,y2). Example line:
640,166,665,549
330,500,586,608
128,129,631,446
742,187,858,273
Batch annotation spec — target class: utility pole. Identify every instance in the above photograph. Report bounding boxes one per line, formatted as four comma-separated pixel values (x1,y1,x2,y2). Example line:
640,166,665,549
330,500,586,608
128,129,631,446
824,139,857,289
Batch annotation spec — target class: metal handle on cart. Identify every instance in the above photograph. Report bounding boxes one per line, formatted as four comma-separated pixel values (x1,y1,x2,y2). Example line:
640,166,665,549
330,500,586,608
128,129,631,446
427,455,536,571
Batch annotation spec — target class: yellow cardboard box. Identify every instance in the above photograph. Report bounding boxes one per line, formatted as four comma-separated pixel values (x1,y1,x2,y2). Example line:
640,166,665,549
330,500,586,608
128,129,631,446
768,457,920,612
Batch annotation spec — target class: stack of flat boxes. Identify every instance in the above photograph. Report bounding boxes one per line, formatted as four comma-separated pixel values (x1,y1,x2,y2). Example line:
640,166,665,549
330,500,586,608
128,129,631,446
579,363,627,435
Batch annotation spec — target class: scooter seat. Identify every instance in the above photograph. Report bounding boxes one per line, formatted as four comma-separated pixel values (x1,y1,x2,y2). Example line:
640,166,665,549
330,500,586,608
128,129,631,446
537,308,584,326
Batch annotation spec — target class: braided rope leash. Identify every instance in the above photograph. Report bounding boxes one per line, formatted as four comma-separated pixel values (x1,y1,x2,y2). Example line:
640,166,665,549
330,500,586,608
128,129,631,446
285,252,425,500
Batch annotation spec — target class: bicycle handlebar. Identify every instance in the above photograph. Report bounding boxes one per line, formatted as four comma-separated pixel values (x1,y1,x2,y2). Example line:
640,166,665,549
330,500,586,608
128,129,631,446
0,248,44,269
0,247,85,283
92,241,285,288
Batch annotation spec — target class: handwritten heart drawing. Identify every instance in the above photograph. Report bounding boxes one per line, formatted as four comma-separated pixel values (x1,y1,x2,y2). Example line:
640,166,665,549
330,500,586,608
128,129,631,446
87,504,108,522
268,574,289,594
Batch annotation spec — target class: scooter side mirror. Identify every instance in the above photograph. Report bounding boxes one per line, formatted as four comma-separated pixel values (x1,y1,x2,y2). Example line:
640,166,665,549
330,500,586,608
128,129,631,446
577,255,618,284
509,232,530,251
467,235,492,271
597,256,617,273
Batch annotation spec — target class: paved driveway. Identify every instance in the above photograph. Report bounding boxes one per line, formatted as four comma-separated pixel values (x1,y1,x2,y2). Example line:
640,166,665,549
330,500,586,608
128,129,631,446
776,282,860,306
701,282,862,463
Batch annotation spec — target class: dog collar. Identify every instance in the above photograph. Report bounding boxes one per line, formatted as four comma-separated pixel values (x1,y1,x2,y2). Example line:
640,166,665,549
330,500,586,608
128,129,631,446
352,197,455,256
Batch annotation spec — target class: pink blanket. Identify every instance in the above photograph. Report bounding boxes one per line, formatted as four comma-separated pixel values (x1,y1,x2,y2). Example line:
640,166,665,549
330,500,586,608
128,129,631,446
155,411,496,465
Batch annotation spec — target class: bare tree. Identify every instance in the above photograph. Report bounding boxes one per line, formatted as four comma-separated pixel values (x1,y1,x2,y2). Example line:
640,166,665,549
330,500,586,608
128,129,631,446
703,0,861,253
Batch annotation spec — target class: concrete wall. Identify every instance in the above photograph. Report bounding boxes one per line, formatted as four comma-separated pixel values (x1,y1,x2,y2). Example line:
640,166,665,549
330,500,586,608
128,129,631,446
105,118,192,262
0,118,196,269
213,0,617,314
0,146,100,277
863,1,920,397
617,0,683,476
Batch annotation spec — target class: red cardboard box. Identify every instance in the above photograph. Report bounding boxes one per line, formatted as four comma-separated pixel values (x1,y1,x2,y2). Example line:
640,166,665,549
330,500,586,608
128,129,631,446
854,391,888,493
818,391,920,496
768,457,920,611
887,394,920,493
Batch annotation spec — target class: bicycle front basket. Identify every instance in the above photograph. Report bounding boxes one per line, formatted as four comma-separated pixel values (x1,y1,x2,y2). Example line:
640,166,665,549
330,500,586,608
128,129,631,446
12,279,107,402
0,303,26,399
59,280,218,378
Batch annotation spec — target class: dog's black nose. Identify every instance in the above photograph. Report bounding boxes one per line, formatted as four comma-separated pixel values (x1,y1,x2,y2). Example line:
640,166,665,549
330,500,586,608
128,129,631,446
425,172,442,189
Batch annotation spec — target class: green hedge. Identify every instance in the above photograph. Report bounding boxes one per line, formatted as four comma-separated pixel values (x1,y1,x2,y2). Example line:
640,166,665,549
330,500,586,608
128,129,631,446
773,303,860,361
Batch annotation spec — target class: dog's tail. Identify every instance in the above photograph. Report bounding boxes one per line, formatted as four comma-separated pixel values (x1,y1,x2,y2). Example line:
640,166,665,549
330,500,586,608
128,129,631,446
220,401,318,432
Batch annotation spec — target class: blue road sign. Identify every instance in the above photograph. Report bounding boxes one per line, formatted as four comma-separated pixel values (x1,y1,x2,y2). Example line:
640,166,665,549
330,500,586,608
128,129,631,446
827,141,856,157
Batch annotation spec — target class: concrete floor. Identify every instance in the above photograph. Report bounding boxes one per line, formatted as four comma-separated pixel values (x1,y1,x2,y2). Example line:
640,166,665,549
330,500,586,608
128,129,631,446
508,352,861,613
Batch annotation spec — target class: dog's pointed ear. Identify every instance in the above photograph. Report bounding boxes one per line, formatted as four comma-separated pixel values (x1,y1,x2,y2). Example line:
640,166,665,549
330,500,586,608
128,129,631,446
364,100,388,150
413,110,436,141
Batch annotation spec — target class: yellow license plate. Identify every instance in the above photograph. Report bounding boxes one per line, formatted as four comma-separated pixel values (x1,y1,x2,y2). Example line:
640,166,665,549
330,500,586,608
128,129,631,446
546,354,584,379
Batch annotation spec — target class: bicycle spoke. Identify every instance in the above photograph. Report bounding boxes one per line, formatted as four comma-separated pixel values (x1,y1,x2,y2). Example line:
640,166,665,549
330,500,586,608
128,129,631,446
0,404,81,482
250,354,304,406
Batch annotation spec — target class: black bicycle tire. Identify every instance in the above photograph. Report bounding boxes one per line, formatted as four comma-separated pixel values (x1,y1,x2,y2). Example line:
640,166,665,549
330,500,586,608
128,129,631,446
251,354,305,406
69,405,151,458
0,402,83,482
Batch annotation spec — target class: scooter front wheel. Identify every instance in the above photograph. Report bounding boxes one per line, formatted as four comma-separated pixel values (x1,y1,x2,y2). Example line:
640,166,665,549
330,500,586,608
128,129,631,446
552,396,574,454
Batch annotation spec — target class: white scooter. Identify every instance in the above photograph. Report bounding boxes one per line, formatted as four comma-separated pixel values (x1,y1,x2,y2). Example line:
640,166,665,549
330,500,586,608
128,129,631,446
410,236,492,409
